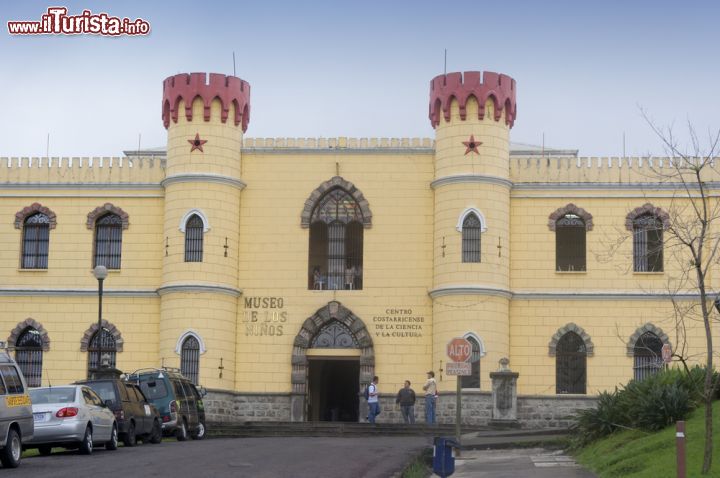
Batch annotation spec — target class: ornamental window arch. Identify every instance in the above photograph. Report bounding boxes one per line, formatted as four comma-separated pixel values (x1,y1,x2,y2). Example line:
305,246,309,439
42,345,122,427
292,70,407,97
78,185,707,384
461,332,486,389
15,203,57,270
627,323,671,381
548,204,593,272
87,203,129,270
549,323,593,395
457,208,486,263
626,204,669,273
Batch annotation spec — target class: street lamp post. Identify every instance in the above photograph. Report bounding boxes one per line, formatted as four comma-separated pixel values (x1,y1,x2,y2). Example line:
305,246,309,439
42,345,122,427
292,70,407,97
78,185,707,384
93,265,108,369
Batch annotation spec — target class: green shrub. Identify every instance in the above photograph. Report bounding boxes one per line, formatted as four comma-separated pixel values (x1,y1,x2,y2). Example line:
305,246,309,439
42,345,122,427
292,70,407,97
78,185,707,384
571,389,626,448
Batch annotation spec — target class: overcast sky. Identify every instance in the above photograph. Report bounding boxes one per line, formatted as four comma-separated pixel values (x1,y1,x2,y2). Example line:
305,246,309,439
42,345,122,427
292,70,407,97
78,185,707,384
1,0,718,157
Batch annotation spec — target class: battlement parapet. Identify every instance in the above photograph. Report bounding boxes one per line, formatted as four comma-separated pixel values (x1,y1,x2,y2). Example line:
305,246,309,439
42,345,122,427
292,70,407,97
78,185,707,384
162,72,251,132
429,71,517,129
243,137,434,150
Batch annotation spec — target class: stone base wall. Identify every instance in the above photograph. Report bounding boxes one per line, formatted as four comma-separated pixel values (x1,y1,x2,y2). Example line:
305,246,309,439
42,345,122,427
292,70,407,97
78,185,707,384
205,389,597,429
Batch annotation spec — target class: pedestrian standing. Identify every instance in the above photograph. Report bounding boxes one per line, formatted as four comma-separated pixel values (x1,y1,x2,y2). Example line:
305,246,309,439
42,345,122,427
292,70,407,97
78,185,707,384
367,376,380,424
395,380,416,424
422,371,437,424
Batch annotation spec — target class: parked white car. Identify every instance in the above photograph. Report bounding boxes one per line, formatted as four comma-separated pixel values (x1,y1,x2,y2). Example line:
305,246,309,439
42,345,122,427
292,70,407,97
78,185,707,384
26,386,118,455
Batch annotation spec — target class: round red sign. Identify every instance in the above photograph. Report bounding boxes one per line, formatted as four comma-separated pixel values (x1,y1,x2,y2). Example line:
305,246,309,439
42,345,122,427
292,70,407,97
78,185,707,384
447,337,472,363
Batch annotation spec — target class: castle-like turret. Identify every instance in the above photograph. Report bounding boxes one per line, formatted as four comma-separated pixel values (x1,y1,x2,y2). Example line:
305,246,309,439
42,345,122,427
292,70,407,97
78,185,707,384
429,71,516,390
159,73,250,389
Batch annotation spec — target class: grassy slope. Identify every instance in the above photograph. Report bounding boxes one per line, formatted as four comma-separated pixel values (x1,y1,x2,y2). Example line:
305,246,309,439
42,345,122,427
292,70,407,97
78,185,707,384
575,401,720,477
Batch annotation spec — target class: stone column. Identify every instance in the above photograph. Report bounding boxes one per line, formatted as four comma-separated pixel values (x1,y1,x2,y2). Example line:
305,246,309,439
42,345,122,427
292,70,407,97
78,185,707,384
490,358,519,426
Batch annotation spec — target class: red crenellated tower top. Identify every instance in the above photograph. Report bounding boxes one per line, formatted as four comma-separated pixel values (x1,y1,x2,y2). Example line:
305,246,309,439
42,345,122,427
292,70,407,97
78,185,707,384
162,72,251,132
429,71,516,129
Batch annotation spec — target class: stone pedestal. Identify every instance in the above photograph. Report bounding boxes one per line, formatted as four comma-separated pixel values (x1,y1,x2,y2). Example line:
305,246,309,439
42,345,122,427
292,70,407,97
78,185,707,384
489,358,519,426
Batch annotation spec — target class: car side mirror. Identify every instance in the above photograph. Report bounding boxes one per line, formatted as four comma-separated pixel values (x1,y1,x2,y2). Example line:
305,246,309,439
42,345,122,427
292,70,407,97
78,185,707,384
104,399,113,408
198,386,207,398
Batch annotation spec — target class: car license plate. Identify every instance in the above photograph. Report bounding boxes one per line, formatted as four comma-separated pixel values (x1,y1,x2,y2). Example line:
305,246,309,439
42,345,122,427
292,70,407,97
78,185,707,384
33,412,48,422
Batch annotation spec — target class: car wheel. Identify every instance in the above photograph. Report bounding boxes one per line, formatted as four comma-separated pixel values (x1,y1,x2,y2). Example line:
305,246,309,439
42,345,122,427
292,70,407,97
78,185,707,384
105,425,118,451
123,422,137,447
150,420,162,444
79,427,93,455
191,420,206,440
0,428,22,468
176,419,188,441
38,445,53,456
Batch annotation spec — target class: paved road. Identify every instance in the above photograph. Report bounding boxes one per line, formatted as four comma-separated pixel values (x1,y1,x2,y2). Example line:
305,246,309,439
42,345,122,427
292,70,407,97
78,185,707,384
450,448,596,478
14,436,428,478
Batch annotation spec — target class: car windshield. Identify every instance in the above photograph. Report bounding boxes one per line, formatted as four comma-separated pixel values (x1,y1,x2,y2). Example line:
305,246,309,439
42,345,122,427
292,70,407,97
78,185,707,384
137,376,168,400
29,387,76,404
85,382,116,403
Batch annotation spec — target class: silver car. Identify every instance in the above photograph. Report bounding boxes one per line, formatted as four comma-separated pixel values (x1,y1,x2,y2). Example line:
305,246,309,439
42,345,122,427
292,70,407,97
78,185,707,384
27,386,118,455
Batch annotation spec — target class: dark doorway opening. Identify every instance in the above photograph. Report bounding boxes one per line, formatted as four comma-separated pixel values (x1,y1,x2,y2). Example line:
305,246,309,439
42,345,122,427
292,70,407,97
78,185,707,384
307,359,359,422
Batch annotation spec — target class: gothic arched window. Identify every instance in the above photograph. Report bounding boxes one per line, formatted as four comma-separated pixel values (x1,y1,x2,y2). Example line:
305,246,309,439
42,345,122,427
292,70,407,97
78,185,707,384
461,213,482,263
180,335,200,385
633,332,664,381
556,332,587,394
87,328,117,374
184,214,204,262
94,214,123,269
556,213,586,271
460,336,482,389
308,188,364,290
633,213,663,272
22,213,50,269
15,327,43,387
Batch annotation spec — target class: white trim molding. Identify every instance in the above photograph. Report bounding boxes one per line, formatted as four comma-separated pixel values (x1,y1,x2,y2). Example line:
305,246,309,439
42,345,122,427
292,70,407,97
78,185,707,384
462,332,487,358
175,329,207,355
456,207,488,232
179,209,211,233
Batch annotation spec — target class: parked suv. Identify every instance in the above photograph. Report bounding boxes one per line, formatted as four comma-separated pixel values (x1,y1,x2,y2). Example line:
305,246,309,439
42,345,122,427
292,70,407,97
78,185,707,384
128,368,206,441
0,347,33,468
76,371,161,447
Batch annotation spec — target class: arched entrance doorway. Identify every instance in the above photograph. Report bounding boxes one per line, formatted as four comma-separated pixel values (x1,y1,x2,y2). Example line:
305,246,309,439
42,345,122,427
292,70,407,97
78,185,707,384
290,301,374,422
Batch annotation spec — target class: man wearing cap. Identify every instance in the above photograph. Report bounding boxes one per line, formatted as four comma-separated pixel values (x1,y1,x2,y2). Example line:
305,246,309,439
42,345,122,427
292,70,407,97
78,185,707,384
422,370,437,424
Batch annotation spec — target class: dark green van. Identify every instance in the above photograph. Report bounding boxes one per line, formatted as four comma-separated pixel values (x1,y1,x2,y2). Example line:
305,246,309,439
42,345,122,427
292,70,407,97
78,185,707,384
128,368,206,441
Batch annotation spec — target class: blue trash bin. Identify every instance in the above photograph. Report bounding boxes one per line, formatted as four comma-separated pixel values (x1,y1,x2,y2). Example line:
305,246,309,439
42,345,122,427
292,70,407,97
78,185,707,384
432,437,460,477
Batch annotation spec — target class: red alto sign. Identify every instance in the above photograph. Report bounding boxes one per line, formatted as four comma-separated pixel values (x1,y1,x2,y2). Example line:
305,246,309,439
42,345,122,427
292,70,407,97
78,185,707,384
447,338,472,363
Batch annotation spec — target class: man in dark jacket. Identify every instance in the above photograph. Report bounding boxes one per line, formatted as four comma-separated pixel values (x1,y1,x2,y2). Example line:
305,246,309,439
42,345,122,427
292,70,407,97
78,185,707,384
395,380,416,424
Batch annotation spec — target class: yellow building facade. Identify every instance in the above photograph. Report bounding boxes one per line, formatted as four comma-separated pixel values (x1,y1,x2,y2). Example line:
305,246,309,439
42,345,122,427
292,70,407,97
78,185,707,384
1,70,716,424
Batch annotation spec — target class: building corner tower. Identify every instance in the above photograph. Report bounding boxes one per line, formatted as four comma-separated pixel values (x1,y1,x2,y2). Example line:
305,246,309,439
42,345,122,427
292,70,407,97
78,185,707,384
429,71,517,391
159,73,250,389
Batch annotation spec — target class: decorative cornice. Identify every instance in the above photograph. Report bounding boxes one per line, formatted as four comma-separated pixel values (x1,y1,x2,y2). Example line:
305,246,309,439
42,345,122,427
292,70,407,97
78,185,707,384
157,284,242,297
300,176,372,229
625,203,671,231
429,71,517,129
0,183,162,191
14,203,57,230
548,203,594,231
431,174,513,189
162,73,251,132
512,182,720,191
429,285,512,299
0,288,157,297
549,323,594,357
86,203,129,230
161,173,246,190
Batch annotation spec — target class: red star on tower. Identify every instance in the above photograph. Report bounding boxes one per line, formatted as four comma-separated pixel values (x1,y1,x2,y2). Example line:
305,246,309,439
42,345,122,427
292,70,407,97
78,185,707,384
188,133,208,152
462,135,482,155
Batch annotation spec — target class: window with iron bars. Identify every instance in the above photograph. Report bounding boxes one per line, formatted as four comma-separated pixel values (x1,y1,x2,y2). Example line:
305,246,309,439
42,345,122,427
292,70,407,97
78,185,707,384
462,213,481,263
180,336,200,385
22,213,50,269
556,214,586,271
633,332,665,381
87,328,117,375
556,332,587,394
15,327,43,387
633,214,663,272
94,213,123,269
308,188,364,290
184,214,204,262
460,336,481,389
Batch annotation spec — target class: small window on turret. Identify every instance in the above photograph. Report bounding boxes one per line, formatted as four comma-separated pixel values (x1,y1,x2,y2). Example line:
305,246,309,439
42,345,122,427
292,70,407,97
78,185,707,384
184,214,204,262
461,213,481,263
555,214,586,271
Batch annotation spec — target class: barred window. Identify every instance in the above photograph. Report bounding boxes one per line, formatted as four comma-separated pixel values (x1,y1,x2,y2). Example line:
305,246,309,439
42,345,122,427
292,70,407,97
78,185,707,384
308,188,363,290
462,213,482,263
22,213,50,269
180,335,200,385
633,332,664,381
15,327,43,387
556,214,586,271
461,336,481,389
556,332,587,394
633,214,663,272
87,328,117,375
94,213,123,269
184,214,204,262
